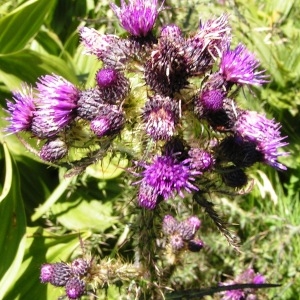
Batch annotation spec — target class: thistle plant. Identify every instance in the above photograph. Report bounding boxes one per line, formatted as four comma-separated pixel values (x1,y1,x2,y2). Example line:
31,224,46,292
3,0,288,299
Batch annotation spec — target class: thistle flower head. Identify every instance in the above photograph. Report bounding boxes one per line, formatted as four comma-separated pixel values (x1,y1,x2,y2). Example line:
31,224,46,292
40,264,54,283
185,14,230,75
235,110,288,170
49,262,72,287
39,139,68,162
160,24,183,41
90,106,125,137
220,44,268,85
170,234,185,251
5,84,35,134
110,0,161,37
142,95,180,140
137,182,159,209
79,27,130,68
96,68,130,103
220,269,266,300
139,154,199,203
178,216,201,241
31,74,79,139
77,88,104,121
65,277,86,299
162,215,179,235
188,148,215,172
198,89,225,112
144,38,190,96
71,258,90,276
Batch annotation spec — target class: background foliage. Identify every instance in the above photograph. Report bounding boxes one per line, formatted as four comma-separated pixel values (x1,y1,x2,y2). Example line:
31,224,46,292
0,0,299,299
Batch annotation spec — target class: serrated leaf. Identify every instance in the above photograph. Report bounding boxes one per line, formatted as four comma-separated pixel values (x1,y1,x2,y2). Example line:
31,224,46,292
0,142,26,299
0,0,56,54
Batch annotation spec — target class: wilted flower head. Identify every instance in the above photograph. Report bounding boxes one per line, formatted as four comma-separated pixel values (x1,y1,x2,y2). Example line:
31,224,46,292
110,0,161,37
31,74,79,138
235,110,288,170
142,95,180,140
79,27,130,68
144,36,190,96
185,14,230,75
220,44,268,85
5,84,35,134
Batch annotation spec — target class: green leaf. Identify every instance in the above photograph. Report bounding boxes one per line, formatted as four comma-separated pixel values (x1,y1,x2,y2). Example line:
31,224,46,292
0,142,26,299
0,49,78,89
0,0,57,54
3,228,91,300
31,176,73,222
52,194,118,231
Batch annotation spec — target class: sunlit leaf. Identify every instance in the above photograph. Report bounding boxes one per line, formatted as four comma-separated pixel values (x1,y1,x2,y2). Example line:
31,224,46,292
0,142,26,299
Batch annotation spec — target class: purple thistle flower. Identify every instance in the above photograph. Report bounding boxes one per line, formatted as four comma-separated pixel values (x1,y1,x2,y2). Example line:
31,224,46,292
235,110,288,170
221,289,245,300
162,215,179,235
160,24,184,42
71,258,90,276
220,44,268,85
5,84,36,134
65,277,86,299
185,14,230,75
90,105,125,137
40,264,54,283
39,139,68,162
79,27,130,69
188,148,215,172
137,182,159,209
144,36,190,96
142,95,180,140
110,0,161,37
253,274,265,285
50,262,72,287
96,68,130,103
220,269,266,300
77,88,104,121
177,216,201,241
31,74,79,139
169,234,185,251
138,154,199,207
198,89,225,112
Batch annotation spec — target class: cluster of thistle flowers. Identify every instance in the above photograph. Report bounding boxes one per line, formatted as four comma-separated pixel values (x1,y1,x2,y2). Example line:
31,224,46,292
40,258,90,299
162,215,204,255
40,255,141,299
4,0,288,209
220,268,266,300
